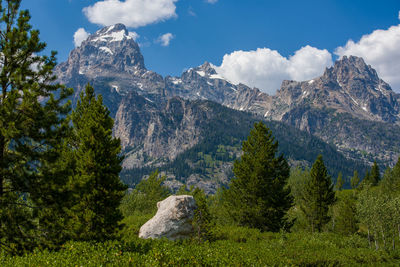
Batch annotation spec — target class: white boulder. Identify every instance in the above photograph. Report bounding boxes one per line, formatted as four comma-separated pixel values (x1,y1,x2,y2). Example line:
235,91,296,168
138,195,196,240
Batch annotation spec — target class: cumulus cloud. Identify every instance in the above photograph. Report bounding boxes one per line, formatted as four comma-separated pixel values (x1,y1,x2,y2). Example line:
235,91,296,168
335,23,400,92
83,0,178,28
73,28,90,47
215,46,332,94
156,33,174,46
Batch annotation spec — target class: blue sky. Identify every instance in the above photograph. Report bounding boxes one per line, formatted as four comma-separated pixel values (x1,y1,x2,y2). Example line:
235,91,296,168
21,0,400,94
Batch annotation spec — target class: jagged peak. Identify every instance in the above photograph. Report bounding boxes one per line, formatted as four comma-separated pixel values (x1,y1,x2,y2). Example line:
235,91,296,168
193,61,217,76
87,23,136,44
322,55,380,84
96,23,127,35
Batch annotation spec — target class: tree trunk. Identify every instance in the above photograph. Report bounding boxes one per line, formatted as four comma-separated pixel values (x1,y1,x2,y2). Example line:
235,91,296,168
375,231,379,250
367,229,371,249
381,227,386,248
0,135,4,197
398,224,400,241
393,232,396,250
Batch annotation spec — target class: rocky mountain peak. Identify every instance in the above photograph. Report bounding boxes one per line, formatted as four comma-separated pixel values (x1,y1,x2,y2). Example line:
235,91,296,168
323,55,380,85
197,61,217,75
276,55,400,124
55,23,145,84
92,23,128,37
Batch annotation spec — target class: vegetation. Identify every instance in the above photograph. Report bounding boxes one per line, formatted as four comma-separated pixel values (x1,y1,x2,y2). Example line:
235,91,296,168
1,1,400,265
0,0,73,252
223,122,293,232
121,104,368,188
66,84,127,241
300,155,336,232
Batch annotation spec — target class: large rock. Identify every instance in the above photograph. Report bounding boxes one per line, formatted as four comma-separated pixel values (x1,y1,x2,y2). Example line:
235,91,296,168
138,195,197,240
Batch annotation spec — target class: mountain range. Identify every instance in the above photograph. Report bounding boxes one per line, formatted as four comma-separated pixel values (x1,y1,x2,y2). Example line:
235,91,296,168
55,24,400,192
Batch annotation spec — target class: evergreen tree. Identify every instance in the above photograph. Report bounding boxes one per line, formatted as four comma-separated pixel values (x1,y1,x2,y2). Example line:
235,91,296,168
370,161,380,186
0,0,72,252
300,155,336,232
224,121,293,232
361,170,371,187
191,187,214,241
380,158,400,195
350,170,360,189
68,84,126,241
335,172,344,191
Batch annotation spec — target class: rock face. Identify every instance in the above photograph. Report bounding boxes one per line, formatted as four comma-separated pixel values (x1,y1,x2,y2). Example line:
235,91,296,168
139,195,196,240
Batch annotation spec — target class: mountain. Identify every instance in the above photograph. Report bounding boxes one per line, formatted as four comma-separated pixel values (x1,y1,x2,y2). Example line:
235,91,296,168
54,24,400,191
163,56,400,165
55,24,165,115
117,94,366,193
271,56,400,164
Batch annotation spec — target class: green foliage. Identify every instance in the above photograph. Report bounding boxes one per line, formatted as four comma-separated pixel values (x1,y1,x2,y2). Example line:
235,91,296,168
361,161,381,187
300,155,336,232
357,185,400,250
350,170,360,189
0,0,73,253
120,170,170,217
286,167,309,231
370,161,381,186
67,84,126,241
380,157,400,196
224,121,293,232
335,172,344,191
179,187,214,241
331,190,358,235
1,231,399,266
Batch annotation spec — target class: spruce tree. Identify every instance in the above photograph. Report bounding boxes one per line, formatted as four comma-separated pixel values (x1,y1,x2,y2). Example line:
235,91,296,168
224,121,293,232
68,84,126,241
300,155,335,232
0,0,72,252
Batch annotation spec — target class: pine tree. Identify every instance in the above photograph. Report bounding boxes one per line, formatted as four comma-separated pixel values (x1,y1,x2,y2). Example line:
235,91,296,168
68,84,126,241
350,170,360,189
224,121,293,232
0,0,72,252
300,155,336,232
335,172,344,191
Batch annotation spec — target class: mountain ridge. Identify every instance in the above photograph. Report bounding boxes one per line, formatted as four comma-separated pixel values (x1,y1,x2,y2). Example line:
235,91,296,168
54,24,400,191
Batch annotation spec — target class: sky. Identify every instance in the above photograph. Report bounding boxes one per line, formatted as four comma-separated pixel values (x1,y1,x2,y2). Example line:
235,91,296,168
21,0,400,94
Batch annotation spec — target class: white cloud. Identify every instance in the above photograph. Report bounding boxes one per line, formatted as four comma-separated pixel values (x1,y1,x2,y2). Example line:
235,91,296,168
83,0,178,28
157,33,174,46
215,46,332,95
335,23,400,92
73,28,90,47
205,0,218,3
